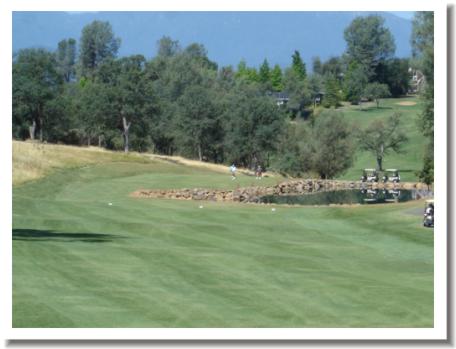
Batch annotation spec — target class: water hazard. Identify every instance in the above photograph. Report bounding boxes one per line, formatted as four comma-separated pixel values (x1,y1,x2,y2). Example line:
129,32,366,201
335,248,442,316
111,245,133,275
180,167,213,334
259,189,432,206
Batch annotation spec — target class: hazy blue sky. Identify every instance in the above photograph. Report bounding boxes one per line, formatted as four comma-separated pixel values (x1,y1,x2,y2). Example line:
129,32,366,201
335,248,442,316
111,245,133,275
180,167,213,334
66,11,416,18
14,11,414,67
390,11,415,19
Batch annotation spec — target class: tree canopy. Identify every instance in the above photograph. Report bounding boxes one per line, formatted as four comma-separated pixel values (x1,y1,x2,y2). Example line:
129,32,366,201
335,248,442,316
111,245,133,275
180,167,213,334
291,50,307,80
11,16,431,183
344,15,395,78
13,48,63,141
56,38,77,82
310,111,355,179
79,20,121,77
357,113,408,171
364,82,391,108
412,11,434,184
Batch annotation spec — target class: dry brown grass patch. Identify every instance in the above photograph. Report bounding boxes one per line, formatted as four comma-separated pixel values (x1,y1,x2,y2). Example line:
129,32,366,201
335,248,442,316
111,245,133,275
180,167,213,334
395,101,417,106
147,154,278,177
13,141,148,186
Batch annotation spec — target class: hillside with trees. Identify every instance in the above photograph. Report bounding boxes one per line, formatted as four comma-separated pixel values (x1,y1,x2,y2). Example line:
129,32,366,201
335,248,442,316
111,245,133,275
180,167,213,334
12,13,433,182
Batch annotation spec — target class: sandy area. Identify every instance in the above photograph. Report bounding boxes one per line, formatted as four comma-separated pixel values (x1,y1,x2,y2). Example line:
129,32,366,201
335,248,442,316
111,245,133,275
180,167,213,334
395,101,417,106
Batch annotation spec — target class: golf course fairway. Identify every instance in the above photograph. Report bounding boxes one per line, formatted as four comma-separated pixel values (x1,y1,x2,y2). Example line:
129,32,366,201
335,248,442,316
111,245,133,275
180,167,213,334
13,147,433,328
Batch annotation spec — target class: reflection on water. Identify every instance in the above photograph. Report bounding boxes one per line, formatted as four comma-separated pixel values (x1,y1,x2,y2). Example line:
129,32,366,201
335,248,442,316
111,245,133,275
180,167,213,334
259,189,432,206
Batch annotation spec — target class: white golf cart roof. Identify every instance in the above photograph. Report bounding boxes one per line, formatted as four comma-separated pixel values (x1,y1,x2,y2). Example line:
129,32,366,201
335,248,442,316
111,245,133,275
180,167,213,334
425,199,434,204
364,168,377,171
385,169,398,172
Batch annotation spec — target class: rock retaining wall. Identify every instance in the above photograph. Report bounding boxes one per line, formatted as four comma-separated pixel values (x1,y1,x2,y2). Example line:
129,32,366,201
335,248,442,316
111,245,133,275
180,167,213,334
131,179,430,203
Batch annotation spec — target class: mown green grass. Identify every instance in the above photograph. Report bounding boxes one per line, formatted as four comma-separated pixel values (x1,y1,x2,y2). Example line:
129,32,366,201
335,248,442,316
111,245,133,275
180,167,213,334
336,96,426,182
13,157,433,328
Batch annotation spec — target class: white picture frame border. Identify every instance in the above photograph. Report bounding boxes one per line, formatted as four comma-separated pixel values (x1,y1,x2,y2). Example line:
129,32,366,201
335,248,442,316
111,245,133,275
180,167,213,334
1,0,447,341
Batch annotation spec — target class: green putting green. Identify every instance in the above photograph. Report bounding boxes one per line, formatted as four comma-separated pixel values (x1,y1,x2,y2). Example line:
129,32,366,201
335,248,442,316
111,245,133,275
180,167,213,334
13,157,433,328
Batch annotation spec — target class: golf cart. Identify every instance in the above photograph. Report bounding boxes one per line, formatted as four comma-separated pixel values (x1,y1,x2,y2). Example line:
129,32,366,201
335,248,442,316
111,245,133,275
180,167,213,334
423,199,434,228
362,188,379,203
382,169,401,183
361,169,379,183
382,188,401,202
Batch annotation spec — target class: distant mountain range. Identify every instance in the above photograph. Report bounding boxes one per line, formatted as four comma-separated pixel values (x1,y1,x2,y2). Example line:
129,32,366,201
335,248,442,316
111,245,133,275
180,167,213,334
12,11,413,68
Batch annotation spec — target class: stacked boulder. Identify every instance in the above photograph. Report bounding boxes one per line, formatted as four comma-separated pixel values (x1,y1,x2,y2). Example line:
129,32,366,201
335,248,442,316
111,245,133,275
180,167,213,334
131,179,429,203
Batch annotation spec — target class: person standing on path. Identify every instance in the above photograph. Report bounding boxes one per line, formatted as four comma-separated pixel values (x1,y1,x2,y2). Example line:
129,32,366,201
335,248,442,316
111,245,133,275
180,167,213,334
256,165,262,179
230,164,237,180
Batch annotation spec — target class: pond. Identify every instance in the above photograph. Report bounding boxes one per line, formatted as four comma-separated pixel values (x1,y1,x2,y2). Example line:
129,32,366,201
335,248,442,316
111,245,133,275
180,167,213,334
259,189,432,206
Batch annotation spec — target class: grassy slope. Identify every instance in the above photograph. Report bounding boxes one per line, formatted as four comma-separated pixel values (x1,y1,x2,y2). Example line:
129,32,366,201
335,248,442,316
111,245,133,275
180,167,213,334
12,140,151,186
13,143,433,328
336,96,425,182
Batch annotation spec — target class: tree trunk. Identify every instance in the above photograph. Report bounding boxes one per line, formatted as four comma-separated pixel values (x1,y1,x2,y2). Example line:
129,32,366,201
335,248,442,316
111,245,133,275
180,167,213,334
29,120,36,140
87,136,91,146
197,144,202,161
98,135,103,147
122,117,131,153
376,99,380,108
376,156,383,172
124,132,129,153
39,117,43,142
377,143,384,171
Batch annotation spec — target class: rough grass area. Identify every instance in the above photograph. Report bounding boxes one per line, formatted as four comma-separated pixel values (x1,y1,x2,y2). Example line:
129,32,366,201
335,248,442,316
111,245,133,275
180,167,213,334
13,141,279,187
13,145,433,328
149,154,279,177
12,141,150,186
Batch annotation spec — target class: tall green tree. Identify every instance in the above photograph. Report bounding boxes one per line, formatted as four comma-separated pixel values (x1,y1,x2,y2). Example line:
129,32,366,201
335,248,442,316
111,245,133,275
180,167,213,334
412,11,434,184
56,38,77,82
116,55,150,152
79,20,121,77
357,113,408,171
13,48,63,141
343,62,368,104
218,65,236,90
323,75,342,108
308,74,324,105
235,59,248,79
283,67,311,117
273,122,312,177
235,59,259,83
375,58,410,97
259,59,271,85
224,84,286,168
321,56,343,78
270,64,283,92
291,50,307,80
364,82,391,108
310,110,354,179
412,12,434,137
89,54,154,152
174,85,221,161
157,36,181,57
344,15,395,78
76,80,113,146
184,43,218,70
312,56,322,75
147,44,219,156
